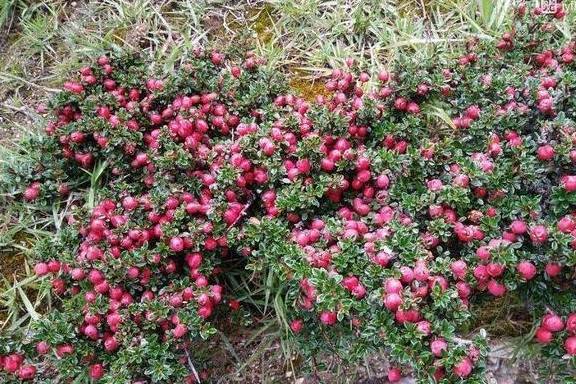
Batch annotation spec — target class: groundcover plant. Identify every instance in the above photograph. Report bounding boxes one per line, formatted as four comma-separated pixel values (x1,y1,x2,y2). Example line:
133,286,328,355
1,2,576,383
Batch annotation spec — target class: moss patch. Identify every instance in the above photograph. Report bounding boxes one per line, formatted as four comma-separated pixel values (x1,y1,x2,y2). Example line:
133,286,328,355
209,5,277,54
1,251,26,278
288,70,330,102
469,293,533,337
250,5,275,44
0,251,26,324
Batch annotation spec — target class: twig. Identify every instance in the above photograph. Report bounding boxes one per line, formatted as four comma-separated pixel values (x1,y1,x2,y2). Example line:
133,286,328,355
452,336,474,345
226,196,255,230
184,347,201,384
1,103,39,120
0,73,61,93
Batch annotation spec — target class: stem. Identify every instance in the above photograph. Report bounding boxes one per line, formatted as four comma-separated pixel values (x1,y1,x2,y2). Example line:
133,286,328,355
184,347,201,383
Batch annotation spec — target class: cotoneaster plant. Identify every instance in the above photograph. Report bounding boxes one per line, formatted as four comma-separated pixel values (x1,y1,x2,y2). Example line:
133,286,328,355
1,1,576,383
1,50,287,383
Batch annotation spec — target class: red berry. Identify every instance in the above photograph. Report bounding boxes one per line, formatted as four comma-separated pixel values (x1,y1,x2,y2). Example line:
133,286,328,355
517,261,537,280
36,341,50,355
18,365,36,380
562,175,576,192
566,314,576,334
565,336,576,355
34,262,49,276
290,319,304,333
453,357,473,378
384,279,403,294
231,66,241,78
89,364,105,379
319,311,337,325
384,293,402,312
169,237,184,252
173,323,188,338
542,313,564,332
537,144,554,161
23,184,40,201
529,225,548,245
387,367,402,382
510,220,527,234
431,338,448,357
487,279,506,297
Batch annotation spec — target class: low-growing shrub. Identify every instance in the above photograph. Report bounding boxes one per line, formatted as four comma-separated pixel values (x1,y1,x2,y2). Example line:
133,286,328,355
1,2,576,383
